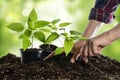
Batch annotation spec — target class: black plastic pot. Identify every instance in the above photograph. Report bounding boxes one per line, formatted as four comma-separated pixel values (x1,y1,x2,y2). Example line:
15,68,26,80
20,44,57,63
39,44,57,59
20,48,41,63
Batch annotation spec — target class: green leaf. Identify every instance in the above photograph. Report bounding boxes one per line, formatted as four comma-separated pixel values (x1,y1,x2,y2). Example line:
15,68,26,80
52,27,58,30
29,8,37,21
24,29,32,37
60,33,68,37
64,38,74,56
55,47,63,55
51,19,60,24
70,36,79,40
34,31,45,43
47,24,52,28
59,22,71,27
40,27,51,33
70,30,81,35
27,9,38,30
18,29,32,39
79,37,88,41
7,23,24,32
22,35,31,50
45,32,59,43
18,34,23,39
27,18,35,30
35,21,50,28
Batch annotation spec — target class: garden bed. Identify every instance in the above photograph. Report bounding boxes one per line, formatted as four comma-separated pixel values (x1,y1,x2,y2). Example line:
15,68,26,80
0,53,120,80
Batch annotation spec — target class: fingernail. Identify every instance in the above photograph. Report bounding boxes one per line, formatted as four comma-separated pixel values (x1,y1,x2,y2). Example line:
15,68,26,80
76,54,80,60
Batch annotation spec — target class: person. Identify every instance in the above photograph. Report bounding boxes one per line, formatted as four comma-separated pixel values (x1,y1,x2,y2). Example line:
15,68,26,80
70,0,120,63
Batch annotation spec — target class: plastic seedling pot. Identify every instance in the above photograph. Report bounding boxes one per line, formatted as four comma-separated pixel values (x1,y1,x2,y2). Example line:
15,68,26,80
20,48,41,63
39,44,57,60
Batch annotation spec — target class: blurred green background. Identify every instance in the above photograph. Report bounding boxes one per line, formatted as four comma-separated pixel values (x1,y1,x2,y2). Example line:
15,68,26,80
0,0,120,61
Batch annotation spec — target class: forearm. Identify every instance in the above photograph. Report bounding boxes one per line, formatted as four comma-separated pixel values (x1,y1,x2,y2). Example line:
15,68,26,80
108,24,120,42
82,20,103,38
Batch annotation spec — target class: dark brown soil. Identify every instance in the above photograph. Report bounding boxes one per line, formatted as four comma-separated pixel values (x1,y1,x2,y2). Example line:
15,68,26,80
0,53,120,80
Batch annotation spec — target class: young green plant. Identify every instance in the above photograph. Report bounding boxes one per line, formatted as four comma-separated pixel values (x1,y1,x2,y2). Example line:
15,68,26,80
53,22,88,56
43,20,88,61
7,8,50,50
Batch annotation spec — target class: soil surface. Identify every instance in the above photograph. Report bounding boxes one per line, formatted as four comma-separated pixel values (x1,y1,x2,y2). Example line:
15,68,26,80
0,53,120,80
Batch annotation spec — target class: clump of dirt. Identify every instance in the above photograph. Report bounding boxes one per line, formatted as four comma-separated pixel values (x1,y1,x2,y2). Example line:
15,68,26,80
0,53,120,80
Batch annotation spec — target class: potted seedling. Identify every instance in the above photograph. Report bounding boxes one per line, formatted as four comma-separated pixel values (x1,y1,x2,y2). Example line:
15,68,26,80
40,19,71,59
38,29,59,59
38,19,75,59
7,8,50,63
43,19,88,60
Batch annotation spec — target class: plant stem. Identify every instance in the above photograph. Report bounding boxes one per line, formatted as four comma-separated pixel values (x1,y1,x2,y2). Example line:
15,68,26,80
31,35,33,48
43,51,55,61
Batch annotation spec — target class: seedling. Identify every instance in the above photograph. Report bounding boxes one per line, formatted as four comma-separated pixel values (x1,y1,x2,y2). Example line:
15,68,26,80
7,9,51,50
55,29,88,56
43,20,88,60
44,19,88,56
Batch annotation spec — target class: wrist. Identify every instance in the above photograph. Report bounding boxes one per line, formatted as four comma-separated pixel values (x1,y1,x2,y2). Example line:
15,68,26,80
107,31,113,42
105,32,113,44
82,20,103,38
107,24,120,42
107,31,118,43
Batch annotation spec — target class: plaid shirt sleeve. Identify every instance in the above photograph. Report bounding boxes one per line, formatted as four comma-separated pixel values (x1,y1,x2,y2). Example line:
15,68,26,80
89,0,120,24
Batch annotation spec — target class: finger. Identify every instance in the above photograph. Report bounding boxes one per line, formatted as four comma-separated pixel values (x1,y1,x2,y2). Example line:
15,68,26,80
91,41,98,55
71,46,75,54
70,49,79,63
76,46,84,60
81,44,89,63
82,44,88,57
88,40,93,56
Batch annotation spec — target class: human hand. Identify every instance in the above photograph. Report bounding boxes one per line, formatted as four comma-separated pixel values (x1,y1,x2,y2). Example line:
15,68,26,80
70,20,103,63
82,32,112,58
70,40,87,63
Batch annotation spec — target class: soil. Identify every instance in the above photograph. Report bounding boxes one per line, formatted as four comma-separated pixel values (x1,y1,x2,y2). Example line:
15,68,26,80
0,53,120,80
40,44,57,52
